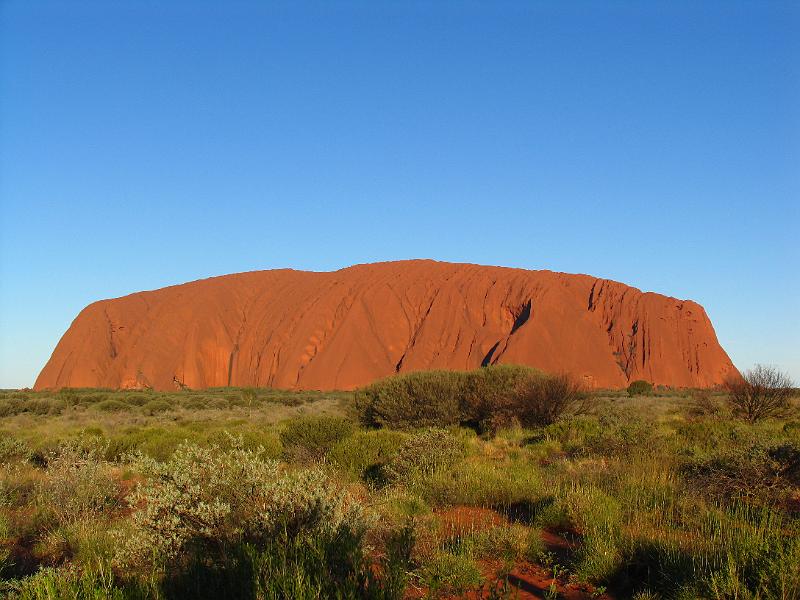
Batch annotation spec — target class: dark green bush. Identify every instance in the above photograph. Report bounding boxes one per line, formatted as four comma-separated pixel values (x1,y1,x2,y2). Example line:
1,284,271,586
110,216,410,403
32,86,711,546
460,365,542,432
181,396,209,410
161,527,408,600
682,442,800,501
280,416,356,462
355,370,465,430
0,399,19,417
5,566,125,599
93,399,131,413
120,393,149,406
78,393,110,405
105,427,192,461
329,430,408,480
627,380,654,397
514,372,587,427
355,366,578,432
142,400,172,415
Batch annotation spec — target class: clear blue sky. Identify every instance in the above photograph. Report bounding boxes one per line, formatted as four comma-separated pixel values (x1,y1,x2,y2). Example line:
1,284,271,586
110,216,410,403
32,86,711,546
1,1,798,388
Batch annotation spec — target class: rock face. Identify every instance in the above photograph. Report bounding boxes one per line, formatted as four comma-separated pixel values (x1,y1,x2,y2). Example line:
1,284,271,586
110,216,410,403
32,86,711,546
35,260,738,390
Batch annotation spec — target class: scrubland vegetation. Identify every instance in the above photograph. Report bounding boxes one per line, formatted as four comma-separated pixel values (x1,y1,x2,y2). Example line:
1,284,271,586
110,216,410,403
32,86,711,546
0,366,798,599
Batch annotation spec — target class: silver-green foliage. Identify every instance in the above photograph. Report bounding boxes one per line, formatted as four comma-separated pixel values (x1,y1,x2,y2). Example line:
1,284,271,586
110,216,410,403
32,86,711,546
36,440,117,525
117,437,364,568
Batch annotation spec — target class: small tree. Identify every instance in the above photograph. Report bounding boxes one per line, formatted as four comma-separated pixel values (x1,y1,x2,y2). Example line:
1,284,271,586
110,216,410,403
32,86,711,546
724,364,796,423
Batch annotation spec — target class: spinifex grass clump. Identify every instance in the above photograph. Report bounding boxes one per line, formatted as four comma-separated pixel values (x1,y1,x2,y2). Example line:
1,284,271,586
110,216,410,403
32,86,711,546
381,428,466,484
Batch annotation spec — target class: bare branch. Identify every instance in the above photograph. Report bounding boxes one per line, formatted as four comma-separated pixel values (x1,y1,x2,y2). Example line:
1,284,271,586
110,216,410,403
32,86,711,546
724,364,796,422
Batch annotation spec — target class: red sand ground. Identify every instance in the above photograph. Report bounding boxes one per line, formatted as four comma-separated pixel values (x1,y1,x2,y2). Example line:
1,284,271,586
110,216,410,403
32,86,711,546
404,506,611,599
35,260,737,391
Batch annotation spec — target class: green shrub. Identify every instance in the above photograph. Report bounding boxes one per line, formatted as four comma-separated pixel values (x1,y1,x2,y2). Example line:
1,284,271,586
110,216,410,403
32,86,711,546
5,566,125,599
161,527,406,600
328,429,408,480
460,365,542,432
514,372,588,426
540,416,602,446
421,551,482,595
0,399,20,417
681,442,800,501
566,486,623,583
181,396,209,410
280,416,356,462
0,437,32,463
92,399,130,413
420,460,542,509
142,399,172,415
36,441,118,525
355,370,465,429
117,441,364,570
382,429,465,484
207,430,283,459
628,380,654,397
453,524,531,562
576,415,664,458
120,393,149,406
355,366,579,432
105,427,191,461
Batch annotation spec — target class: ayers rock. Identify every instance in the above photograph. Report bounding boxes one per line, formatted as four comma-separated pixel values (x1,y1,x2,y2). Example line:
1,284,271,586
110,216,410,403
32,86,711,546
35,260,737,391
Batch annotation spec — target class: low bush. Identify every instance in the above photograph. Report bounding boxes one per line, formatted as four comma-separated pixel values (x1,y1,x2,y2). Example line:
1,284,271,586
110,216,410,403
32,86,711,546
420,460,543,509
0,398,66,417
36,441,118,525
142,400,172,415
105,427,191,461
452,524,532,563
180,396,209,410
207,397,230,410
382,429,466,484
0,437,32,463
515,373,587,427
329,429,408,480
355,370,465,430
120,393,150,406
93,399,131,413
569,415,666,458
207,430,283,459
460,365,542,432
4,565,125,599
117,441,364,570
279,416,356,462
628,380,654,397
688,389,724,419
357,366,584,432
681,442,800,501
566,486,623,583
421,551,482,595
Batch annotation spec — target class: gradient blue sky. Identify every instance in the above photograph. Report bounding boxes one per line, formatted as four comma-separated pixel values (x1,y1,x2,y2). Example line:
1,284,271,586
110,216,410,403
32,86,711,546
1,1,798,388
